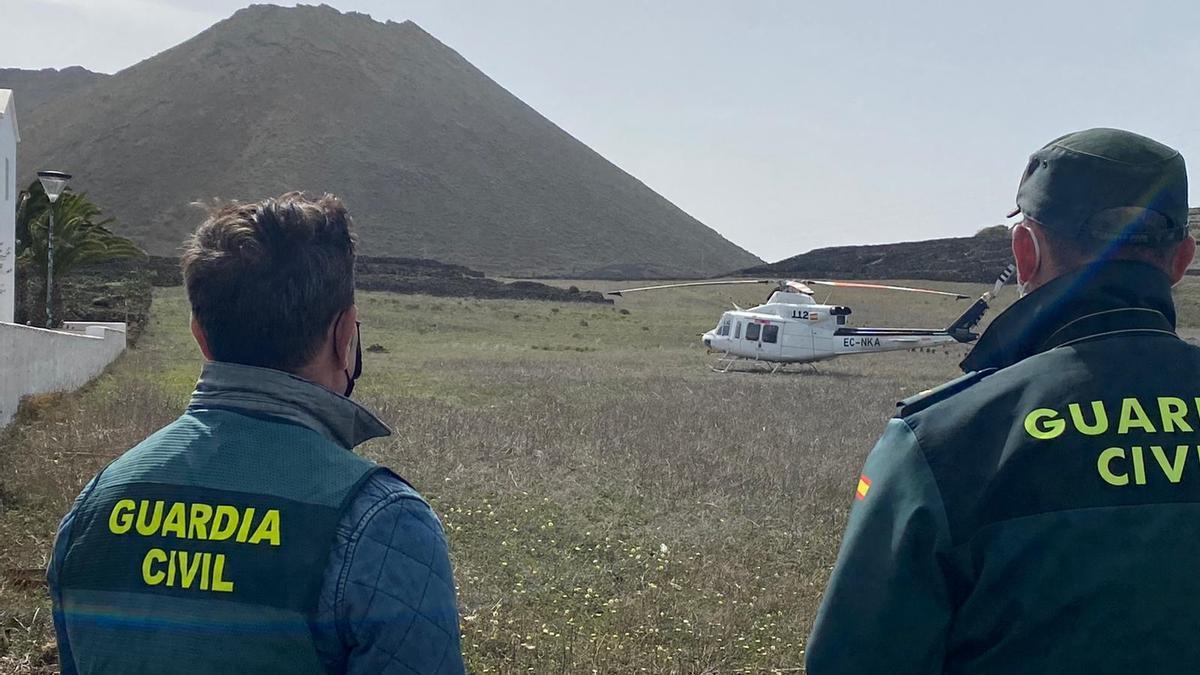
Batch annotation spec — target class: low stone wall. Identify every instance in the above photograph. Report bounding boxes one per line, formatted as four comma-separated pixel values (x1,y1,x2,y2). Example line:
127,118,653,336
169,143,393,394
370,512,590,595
0,321,127,427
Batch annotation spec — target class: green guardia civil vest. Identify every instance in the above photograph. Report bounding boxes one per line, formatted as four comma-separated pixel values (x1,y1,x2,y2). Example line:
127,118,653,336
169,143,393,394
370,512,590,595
56,408,381,674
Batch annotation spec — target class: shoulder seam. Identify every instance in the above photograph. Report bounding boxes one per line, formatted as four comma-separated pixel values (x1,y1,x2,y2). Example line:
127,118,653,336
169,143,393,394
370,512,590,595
334,485,434,644
897,418,955,548
896,369,997,417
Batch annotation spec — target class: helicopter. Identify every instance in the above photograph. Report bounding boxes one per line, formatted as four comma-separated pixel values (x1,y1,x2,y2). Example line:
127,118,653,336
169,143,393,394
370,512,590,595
609,265,1015,372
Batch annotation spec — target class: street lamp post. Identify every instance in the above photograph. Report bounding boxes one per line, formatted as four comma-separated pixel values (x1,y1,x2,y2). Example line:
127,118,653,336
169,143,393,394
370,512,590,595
37,170,71,328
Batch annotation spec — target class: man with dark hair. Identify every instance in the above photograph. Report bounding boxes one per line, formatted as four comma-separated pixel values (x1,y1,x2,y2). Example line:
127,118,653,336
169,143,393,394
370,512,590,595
807,128,1199,673
48,193,465,674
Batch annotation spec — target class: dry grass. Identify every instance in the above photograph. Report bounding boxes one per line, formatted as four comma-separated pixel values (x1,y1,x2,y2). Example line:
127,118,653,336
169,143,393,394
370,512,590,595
3,277,1200,673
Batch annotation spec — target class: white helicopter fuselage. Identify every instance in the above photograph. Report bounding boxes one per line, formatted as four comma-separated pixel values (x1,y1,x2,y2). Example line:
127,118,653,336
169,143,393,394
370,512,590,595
700,290,960,364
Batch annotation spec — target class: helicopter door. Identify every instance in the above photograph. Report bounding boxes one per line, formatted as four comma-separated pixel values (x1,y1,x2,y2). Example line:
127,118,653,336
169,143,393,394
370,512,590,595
780,319,814,361
744,322,760,343
741,322,759,358
813,319,834,358
759,322,783,360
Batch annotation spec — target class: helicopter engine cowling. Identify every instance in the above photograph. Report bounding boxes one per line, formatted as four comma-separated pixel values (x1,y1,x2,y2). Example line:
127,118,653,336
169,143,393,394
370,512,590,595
765,290,815,307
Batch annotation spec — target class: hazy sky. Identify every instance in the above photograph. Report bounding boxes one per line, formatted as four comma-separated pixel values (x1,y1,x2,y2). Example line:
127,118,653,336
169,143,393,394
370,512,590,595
4,0,1198,261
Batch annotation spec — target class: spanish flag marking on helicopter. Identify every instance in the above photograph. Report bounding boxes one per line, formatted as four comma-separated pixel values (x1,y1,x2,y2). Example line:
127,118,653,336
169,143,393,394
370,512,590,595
855,475,871,500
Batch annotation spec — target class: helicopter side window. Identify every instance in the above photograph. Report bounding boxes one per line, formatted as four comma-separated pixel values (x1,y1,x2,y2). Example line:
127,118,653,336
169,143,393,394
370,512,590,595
762,324,779,344
734,322,742,339
745,323,761,341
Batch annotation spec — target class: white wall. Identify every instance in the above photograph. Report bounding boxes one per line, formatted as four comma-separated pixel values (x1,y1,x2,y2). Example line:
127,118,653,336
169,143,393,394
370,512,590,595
0,91,16,324
0,321,127,427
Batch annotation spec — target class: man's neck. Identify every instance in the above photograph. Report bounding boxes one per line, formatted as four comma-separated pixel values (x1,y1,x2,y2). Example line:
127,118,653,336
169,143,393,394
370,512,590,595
293,362,343,395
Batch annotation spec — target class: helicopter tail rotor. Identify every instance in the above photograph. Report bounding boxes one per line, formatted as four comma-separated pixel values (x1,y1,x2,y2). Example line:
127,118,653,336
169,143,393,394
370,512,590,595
987,263,1017,301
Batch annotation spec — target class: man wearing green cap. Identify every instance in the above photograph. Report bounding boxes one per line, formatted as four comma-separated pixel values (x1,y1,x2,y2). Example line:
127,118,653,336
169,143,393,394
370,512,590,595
806,128,1197,674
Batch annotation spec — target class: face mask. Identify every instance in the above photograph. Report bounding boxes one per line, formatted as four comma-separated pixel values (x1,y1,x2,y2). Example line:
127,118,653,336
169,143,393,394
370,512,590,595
1014,223,1042,298
342,318,362,398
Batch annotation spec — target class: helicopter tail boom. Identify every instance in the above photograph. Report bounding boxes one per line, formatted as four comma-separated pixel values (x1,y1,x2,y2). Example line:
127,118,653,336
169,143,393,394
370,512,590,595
946,298,989,343
945,264,1017,342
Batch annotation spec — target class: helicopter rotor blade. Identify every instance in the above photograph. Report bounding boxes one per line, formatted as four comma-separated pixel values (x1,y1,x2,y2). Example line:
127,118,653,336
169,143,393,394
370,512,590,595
803,280,969,300
784,280,816,295
607,279,773,296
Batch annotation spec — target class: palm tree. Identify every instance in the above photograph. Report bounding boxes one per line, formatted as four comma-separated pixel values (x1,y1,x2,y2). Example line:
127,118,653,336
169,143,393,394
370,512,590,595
15,180,51,258
18,183,143,327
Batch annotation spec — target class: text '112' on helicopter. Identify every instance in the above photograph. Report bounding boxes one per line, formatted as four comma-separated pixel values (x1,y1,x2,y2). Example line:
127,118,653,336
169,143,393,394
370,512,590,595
608,266,1015,373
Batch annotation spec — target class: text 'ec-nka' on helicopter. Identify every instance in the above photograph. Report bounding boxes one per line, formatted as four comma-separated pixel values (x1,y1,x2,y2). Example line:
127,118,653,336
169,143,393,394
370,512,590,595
609,266,1015,372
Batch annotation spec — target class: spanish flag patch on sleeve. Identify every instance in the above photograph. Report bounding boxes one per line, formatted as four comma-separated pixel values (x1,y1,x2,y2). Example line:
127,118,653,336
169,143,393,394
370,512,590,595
855,474,871,500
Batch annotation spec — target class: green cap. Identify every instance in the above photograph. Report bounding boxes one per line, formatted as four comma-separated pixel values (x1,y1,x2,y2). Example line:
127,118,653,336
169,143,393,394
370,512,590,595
1008,128,1189,244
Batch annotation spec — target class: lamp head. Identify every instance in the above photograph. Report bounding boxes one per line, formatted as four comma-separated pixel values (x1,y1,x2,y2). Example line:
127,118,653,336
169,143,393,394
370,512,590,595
37,170,72,203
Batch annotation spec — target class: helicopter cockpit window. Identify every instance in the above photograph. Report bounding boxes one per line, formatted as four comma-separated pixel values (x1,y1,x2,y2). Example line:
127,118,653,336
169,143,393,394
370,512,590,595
745,323,761,341
762,324,779,344
717,320,731,336
734,322,742,339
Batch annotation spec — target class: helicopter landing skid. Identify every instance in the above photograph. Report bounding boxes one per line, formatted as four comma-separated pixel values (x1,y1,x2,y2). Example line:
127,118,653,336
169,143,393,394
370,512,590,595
709,354,799,374
710,353,741,373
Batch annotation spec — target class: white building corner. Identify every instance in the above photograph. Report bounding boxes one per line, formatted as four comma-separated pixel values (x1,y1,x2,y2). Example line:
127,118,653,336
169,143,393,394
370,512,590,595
0,90,128,428
1,88,18,324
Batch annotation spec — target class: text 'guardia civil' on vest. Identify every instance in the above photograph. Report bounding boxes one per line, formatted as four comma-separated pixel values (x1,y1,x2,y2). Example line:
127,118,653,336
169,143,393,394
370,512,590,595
1024,397,1200,488
108,499,283,593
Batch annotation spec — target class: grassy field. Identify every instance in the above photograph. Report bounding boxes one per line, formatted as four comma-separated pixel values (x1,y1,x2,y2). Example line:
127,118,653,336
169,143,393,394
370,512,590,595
2,277,1199,673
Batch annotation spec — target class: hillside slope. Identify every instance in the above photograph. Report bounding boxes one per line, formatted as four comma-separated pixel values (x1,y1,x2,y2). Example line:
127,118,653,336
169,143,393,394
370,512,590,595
741,233,1014,283
744,207,1200,283
0,67,108,120
11,4,759,278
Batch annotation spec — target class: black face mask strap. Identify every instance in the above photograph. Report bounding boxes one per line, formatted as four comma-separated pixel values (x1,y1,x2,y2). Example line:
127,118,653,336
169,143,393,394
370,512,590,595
334,308,362,398
344,320,362,398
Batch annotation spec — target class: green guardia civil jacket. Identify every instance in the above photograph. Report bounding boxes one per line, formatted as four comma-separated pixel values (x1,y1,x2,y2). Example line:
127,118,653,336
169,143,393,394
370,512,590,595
806,261,1200,674
52,372,385,674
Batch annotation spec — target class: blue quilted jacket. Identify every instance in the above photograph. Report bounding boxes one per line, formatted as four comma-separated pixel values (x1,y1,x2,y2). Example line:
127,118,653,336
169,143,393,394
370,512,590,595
48,362,465,674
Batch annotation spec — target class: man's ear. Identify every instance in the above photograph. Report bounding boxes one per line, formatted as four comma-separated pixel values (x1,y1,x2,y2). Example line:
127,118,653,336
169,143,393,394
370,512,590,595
1168,236,1196,286
191,316,214,361
333,305,359,370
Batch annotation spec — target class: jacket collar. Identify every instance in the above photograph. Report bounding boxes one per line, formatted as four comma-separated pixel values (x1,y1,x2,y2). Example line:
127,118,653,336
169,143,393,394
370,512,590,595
187,361,392,450
960,260,1178,373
